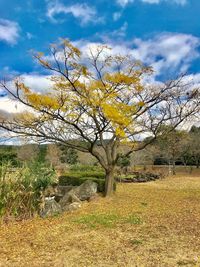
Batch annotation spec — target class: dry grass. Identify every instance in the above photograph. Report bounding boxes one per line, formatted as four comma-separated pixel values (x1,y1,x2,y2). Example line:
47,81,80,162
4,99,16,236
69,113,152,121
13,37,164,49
1,172,200,267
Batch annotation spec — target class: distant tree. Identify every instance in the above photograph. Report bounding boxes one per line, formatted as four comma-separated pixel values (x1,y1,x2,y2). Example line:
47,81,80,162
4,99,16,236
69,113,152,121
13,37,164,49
156,127,187,175
132,144,159,170
45,144,62,167
0,40,199,195
17,144,39,163
188,126,200,168
58,145,78,165
117,154,130,174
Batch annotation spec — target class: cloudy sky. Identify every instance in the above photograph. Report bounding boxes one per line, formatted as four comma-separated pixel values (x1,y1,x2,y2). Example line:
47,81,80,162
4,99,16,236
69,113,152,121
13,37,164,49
0,0,200,108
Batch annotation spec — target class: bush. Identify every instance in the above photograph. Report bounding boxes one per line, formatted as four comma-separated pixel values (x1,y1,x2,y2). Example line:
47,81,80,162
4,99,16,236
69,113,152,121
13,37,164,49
0,161,56,220
69,164,103,173
70,171,105,179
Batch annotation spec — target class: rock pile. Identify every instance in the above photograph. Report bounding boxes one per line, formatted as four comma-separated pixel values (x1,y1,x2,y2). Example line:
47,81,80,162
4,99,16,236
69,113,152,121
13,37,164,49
115,171,163,183
40,180,98,218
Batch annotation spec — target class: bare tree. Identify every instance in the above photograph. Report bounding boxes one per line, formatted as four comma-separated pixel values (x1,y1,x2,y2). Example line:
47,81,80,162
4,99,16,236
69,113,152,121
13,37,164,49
17,144,39,163
45,144,62,167
0,40,199,196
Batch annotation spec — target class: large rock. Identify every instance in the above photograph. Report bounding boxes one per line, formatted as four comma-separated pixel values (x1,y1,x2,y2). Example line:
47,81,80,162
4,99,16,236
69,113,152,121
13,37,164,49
57,185,74,196
63,202,82,212
59,180,98,209
73,180,98,201
115,171,163,183
55,185,75,202
40,197,62,218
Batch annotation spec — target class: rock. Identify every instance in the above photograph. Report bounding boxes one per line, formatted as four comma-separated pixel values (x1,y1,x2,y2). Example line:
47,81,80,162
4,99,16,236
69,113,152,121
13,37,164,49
63,202,82,212
40,198,62,218
59,180,98,209
72,180,98,201
43,184,58,197
116,171,162,183
59,191,81,208
54,185,75,202
57,185,74,196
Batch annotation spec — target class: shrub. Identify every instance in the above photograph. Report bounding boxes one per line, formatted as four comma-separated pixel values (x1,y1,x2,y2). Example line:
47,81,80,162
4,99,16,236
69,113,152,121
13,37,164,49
70,171,105,179
0,161,56,220
69,164,103,173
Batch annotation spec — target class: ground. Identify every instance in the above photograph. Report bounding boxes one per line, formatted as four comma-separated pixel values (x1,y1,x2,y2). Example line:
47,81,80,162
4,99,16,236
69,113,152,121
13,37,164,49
1,172,200,267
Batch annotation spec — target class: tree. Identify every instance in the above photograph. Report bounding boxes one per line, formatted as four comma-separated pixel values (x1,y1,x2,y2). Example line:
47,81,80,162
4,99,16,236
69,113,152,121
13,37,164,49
0,40,199,196
131,144,159,170
17,144,39,163
45,144,62,167
155,127,188,175
58,144,78,165
117,154,131,174
180,126,200,169
189,126,200,168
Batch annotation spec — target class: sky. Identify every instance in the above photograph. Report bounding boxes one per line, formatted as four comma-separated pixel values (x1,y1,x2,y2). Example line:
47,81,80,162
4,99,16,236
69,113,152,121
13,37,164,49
0,0,200,110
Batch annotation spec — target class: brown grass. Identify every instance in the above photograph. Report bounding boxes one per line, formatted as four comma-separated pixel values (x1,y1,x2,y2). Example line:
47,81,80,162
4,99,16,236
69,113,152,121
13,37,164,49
1,172,200,267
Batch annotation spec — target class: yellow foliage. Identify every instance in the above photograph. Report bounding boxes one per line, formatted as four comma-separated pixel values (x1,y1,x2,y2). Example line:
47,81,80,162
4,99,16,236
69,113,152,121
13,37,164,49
15,41,151,140
104,73,140,85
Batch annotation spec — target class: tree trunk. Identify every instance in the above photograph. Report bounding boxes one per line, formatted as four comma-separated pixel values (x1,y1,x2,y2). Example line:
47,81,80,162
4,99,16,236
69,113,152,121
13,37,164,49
104,168,115,197
189,165,193,174
172,160,176,175
196,159,200,168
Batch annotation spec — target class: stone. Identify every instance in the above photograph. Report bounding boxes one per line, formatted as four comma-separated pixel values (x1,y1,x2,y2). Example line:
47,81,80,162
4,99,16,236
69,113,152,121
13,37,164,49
54,185,75,202
63,202,82,212
115,171,162,183
40,198,62,218
72,180,98,201
43,184,58,197
59,180,98,209
57,185,74,196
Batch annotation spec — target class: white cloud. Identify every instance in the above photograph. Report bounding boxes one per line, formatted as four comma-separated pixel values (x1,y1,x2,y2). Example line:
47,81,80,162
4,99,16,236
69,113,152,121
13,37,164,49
111,22,128,37
26,32,34,40
76,33,199,77
116,0,134,7
46,1,103,25
131,33,199,76
21,74,52,93
0,19,20,45
1,32,199,114
116,0,187,7
142,0,187,4
113,12,122,21
0,97,26,113
0,73,53,113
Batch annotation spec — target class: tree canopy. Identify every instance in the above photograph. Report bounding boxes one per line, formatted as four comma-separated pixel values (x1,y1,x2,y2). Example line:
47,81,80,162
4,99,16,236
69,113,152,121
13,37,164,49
0,40,199,195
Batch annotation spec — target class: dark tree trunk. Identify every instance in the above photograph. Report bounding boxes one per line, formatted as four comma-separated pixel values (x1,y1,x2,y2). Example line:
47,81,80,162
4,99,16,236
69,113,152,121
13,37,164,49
104,168,115,197
172,160,176,175
196,159,200,168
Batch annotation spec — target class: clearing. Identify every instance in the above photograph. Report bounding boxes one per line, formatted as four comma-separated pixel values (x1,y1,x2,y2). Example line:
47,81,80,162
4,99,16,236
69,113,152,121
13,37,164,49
1,173,200,267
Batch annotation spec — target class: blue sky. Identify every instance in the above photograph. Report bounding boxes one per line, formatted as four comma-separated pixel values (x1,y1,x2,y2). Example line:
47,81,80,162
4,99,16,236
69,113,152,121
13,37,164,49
0,0,200,89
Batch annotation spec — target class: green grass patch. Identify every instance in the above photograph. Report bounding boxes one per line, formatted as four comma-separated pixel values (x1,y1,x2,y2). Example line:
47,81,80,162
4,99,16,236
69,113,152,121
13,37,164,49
125,214,143,225
130,239,143,246
72,213,143,228
72,213,120,228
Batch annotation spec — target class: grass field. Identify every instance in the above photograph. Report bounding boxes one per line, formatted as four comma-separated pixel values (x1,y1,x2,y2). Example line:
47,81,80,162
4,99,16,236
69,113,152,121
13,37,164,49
1,172,200,267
